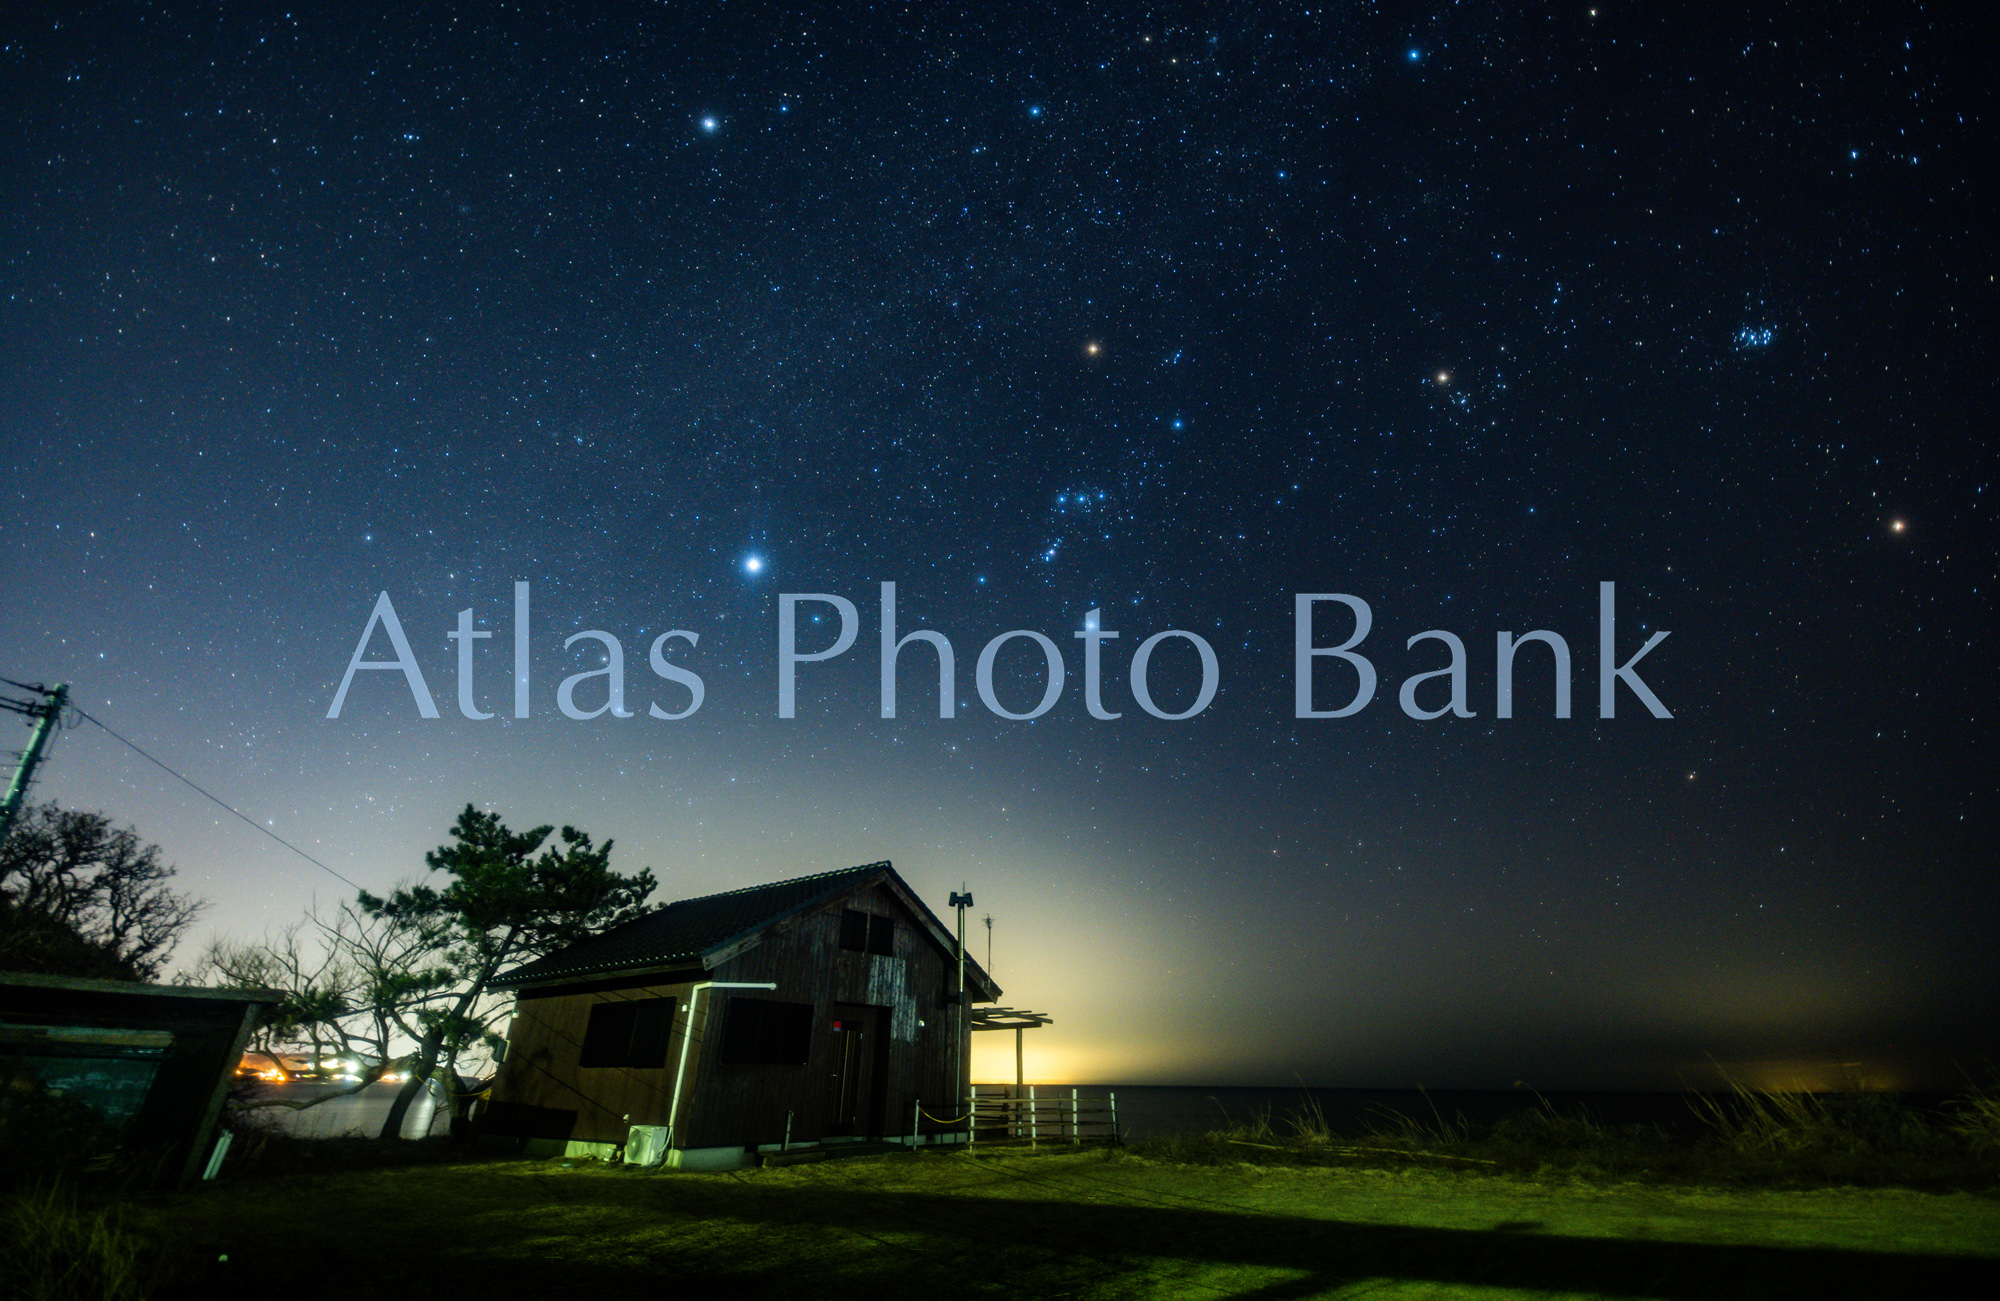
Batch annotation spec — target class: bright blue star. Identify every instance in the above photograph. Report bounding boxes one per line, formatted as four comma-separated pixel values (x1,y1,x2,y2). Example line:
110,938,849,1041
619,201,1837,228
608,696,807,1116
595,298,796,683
743,555,765,574
701,116,719,133
1407,48,1421,62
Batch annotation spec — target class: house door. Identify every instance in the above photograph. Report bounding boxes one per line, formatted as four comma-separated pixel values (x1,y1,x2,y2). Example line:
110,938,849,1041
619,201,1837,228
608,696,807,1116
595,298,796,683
825,1003,885,1137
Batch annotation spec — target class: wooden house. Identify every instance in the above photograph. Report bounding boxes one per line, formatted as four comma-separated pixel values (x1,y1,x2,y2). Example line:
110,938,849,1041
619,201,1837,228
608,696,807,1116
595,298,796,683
482,862,998,1169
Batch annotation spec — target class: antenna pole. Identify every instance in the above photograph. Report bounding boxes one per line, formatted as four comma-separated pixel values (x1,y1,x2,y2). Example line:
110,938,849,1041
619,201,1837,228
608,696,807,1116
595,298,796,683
949,886,975,1142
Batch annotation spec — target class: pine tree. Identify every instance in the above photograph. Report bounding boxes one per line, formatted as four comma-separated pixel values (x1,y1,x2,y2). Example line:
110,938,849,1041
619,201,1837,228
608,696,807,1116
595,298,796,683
360,805,656,1140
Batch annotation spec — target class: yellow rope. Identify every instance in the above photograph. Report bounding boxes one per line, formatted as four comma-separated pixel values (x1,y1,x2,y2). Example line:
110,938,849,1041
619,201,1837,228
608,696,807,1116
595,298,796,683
918,1107,973,1125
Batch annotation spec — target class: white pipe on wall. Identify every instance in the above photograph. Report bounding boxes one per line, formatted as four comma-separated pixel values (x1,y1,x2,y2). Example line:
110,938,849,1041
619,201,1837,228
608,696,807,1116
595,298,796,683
665,981,776,1148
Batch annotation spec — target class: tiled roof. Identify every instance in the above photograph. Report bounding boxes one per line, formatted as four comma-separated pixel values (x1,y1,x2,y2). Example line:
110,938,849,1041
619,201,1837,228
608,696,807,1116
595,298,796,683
489,862,893,988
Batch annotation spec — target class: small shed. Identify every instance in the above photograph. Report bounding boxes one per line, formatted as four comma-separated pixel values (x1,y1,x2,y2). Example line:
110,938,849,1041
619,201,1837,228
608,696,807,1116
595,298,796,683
482,862,999,1169
0,971,280,1186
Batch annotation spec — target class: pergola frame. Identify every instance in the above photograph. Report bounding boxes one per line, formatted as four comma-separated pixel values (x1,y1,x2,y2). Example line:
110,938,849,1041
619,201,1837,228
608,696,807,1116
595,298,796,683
969,1005,1052,1090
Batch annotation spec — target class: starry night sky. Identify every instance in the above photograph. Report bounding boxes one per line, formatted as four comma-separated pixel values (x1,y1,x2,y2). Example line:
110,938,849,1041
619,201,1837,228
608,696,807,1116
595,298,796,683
3,2,1993,1089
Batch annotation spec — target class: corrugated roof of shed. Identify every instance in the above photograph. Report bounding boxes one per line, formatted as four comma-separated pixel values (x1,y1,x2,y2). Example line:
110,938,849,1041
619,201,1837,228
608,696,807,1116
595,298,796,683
489,861,892,989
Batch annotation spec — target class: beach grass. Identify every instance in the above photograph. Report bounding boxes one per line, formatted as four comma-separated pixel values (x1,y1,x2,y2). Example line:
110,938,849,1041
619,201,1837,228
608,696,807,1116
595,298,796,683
1149,1081,2000,1192
0,1182,187,1301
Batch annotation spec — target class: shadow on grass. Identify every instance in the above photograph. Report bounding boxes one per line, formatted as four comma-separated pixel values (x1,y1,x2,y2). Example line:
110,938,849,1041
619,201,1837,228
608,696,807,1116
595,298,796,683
638,1184,1990,1299
157,1159,1994,1301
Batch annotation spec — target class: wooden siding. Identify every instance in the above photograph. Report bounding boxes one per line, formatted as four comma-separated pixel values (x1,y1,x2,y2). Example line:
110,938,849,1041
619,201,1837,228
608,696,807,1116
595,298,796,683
689,881,963,1148
488,878,973,1152
487,978,696,1143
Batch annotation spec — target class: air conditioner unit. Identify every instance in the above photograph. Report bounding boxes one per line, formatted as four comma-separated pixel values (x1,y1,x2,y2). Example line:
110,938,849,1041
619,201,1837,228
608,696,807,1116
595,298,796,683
625,1125,671,1167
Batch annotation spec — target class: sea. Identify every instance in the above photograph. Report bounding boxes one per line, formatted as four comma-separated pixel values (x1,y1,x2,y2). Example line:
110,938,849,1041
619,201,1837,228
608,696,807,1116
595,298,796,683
249,1079,452,1140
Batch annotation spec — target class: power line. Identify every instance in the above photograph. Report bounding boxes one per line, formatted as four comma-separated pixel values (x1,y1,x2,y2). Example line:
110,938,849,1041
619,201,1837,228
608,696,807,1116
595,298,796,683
71,706,367,892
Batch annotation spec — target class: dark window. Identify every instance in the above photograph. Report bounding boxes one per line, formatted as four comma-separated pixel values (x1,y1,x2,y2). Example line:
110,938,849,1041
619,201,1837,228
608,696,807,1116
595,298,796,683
577,996,676,1068
719,997,814,1065
839,908,895,955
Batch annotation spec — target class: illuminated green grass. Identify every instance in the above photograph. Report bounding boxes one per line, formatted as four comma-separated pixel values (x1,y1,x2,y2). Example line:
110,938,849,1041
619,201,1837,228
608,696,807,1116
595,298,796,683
135,1147,1999,1299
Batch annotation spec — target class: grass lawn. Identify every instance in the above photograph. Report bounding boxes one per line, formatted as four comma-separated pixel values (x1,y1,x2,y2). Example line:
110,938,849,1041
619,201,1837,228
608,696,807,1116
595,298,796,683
135,1148,1999,1299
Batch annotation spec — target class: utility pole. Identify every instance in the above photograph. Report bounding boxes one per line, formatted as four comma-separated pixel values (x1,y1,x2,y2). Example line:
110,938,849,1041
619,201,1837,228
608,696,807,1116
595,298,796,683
949,887,974,1141
1,680,68,843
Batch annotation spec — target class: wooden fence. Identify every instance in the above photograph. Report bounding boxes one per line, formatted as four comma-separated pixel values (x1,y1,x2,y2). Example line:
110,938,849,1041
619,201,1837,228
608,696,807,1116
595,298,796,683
969,1084,1119,1147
